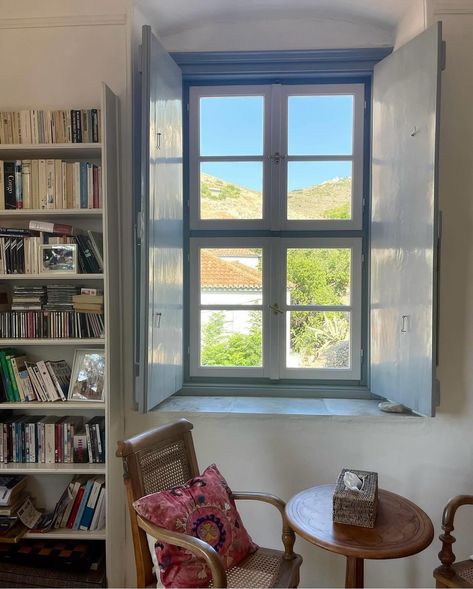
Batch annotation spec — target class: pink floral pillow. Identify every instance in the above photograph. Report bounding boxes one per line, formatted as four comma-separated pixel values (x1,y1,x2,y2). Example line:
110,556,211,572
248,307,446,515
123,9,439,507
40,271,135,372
133,464,257,588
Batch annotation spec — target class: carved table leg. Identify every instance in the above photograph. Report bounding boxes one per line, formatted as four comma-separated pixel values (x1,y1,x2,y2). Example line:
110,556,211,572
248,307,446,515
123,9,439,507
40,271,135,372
345,557,364,588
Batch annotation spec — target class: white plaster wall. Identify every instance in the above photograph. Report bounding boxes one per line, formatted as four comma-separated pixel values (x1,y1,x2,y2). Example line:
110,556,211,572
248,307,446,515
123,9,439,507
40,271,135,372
159,17,393,53
394,1,427,49
125,6,473,589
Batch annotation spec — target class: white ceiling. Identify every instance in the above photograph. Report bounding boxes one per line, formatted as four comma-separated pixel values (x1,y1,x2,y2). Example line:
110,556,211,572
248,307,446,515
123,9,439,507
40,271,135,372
137,0,415,37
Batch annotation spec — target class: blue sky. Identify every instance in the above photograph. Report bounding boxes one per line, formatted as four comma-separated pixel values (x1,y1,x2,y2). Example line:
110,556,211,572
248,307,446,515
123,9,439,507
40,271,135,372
200,94,353,192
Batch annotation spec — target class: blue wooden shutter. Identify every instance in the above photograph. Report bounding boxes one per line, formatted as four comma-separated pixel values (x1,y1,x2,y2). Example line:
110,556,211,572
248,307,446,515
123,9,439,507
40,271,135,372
135,26,183,411
370,23,443,416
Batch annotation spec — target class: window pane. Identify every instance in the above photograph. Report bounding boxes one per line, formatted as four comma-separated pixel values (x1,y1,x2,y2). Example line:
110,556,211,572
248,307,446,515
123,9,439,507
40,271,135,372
200,248,263,304
287,161,352,220
287,248,351,305
201,162,263,220
288,95,353,155
201,310,263,367
287,311,350,369
200,96,264,156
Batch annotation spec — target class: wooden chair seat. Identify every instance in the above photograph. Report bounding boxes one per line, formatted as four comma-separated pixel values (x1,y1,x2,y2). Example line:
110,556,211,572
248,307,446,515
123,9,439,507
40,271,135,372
435,560,473,588
212,547,302,588
117,419,303,588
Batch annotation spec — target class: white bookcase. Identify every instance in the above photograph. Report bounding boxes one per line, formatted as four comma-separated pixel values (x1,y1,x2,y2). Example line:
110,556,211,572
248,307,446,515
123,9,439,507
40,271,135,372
0,83,124,587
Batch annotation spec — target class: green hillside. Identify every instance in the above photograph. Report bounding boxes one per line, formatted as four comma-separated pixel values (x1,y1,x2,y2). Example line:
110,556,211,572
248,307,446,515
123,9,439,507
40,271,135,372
200,172,351,220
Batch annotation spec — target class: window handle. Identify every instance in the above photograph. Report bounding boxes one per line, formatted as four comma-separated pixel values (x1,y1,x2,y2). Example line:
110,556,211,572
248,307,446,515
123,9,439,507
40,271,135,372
270,152,286,165
269,303,284,315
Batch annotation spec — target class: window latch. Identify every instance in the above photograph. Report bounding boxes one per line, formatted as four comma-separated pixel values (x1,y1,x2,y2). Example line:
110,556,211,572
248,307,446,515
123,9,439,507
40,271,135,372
270,152,286,165
269,303,284,315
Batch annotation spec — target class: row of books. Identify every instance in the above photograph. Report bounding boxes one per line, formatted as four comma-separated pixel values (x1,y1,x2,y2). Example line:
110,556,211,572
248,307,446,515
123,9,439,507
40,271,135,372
0,109,101,145
0,350,70,403
0,310,104,339
0,231,104,274
9,285,103,311
53,475,105,531
0,160,102,210
0,415,105,464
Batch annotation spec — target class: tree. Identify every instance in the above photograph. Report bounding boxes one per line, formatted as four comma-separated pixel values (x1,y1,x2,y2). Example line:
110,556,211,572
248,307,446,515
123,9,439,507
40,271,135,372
201,311,262,367
287,248,350,366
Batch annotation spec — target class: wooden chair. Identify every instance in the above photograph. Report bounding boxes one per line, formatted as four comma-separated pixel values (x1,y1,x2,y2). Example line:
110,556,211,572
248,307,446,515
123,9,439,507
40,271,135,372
434,495,473,587
116,419,303,588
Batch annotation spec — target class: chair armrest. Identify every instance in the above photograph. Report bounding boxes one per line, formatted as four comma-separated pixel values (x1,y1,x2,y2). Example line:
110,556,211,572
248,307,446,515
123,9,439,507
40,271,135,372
136,515,228,588
232,491,296,560
436,495,473,577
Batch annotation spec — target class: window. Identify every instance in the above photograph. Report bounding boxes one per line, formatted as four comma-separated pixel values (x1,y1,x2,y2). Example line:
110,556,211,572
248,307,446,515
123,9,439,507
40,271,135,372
188,84,365,382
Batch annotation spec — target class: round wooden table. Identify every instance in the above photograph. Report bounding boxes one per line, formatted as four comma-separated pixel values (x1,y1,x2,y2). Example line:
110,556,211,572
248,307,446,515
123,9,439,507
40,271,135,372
285,484,434,588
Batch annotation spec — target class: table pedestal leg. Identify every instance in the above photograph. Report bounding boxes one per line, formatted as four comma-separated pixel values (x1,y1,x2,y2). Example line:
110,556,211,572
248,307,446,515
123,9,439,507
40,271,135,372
345,556,364,588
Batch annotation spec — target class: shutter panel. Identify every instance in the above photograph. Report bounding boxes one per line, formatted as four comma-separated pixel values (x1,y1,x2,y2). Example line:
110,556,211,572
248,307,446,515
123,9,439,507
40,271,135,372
135,25,183,411
370,23,443,416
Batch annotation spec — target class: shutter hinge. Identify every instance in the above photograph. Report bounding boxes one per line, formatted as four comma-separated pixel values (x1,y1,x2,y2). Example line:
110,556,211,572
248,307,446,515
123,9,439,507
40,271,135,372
362,197,367,210
136,210,143,242
364,100,367,110
360,348,364,364
434,378,441,406
187,103,190,112
441,40,447,72
361,253,365,264
187,346,191,356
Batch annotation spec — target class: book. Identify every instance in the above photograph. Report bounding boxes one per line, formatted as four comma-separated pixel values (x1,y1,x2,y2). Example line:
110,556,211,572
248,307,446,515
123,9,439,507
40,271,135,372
72,478,94,529
3,162,16,209
29,220,73,235
79,476,104,530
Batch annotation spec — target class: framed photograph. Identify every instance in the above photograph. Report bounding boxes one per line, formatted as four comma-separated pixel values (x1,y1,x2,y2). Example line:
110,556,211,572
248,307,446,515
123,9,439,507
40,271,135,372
68,349,105,402
39,244,78,274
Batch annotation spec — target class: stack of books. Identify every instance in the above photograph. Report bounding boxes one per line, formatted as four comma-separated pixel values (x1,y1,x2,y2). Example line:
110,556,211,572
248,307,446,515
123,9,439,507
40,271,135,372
0,160,102,210
0,349,70,402
44,285,78,311
52,475,105,531
0,109,101,144
0,475,27,542
0,415,105,464
73,292,104,314
11,286,46,310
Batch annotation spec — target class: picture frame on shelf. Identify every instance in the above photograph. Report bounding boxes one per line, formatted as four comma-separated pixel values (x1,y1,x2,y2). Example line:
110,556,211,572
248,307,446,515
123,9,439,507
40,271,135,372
68,349,105,402
39,244,78,274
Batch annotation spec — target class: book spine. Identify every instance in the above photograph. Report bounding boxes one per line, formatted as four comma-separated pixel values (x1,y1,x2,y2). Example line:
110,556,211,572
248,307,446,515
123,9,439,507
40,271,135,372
4,162,16,209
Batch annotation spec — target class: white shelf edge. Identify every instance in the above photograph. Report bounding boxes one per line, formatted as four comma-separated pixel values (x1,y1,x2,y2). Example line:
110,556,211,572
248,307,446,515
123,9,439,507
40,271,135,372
0,401,105,410
0,339,105,346
0,274,104,280
25,529,106,540
0,209,102,217
0,462,105,474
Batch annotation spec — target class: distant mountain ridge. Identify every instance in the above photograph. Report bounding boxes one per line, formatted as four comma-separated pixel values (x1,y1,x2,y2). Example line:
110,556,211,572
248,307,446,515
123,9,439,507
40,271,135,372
200,172,351,220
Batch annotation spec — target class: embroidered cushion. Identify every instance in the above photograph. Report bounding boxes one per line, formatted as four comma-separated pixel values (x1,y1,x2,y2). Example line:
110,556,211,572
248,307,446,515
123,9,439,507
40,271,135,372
133,464,257,588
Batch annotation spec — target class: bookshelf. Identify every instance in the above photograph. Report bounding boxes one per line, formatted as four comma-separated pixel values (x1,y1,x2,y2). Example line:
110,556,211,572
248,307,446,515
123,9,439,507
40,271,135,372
0,84,123,585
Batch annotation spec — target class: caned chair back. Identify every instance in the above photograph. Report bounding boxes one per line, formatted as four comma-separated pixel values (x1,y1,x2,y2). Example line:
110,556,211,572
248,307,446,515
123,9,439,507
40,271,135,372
116,419,199,586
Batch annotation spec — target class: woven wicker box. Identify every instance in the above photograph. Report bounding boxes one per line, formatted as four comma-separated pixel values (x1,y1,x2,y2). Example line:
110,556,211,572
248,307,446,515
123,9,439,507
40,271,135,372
332,468,378,528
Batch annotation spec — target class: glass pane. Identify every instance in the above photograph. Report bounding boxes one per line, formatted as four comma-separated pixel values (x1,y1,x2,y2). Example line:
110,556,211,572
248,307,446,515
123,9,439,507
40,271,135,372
287,248,351,305
200,162,263,220
287,311,350,369
200,96,264,156
200,248,263,304
201,310,263,367
288,95,353,155
287,161,352,220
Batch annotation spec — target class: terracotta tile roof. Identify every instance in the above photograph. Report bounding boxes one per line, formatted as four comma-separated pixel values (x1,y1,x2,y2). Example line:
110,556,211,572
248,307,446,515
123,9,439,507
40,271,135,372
201,250,262,291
